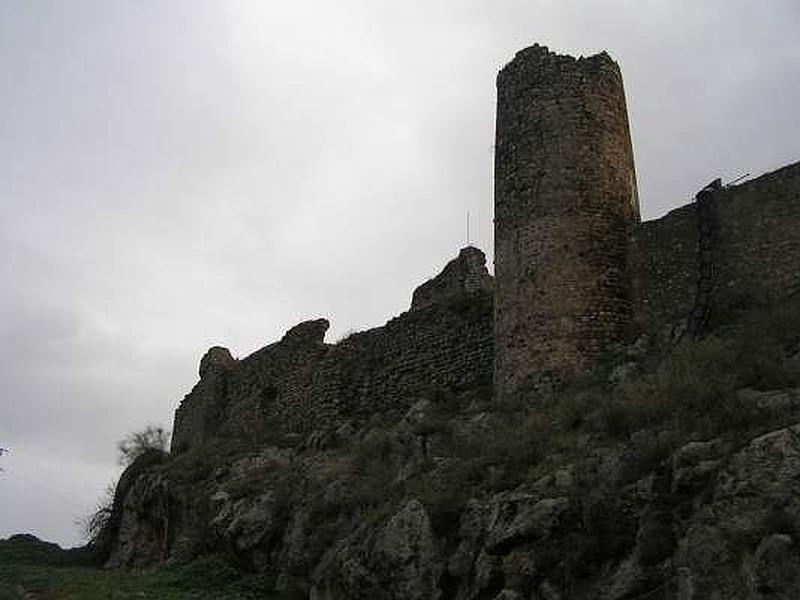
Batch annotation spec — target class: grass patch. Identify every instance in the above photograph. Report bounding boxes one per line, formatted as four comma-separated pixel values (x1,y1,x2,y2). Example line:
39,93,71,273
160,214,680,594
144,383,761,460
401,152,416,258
0,537,301,600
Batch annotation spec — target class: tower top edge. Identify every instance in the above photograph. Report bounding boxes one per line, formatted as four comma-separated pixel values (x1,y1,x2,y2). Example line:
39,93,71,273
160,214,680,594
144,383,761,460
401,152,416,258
497,43,620,83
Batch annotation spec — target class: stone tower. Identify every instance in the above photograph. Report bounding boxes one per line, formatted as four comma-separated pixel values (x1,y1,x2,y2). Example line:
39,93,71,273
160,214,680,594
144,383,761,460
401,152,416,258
494,44,640,400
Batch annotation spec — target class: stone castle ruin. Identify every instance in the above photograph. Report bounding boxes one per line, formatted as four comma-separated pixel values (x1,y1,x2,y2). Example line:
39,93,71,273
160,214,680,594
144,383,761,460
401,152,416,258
172,44,800,452
494,46,639,398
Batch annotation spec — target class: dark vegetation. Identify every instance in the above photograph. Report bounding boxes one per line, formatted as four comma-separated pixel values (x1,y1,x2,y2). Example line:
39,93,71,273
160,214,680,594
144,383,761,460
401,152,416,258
0,534,301,599
117,425,170,467
300,298,800,555
187,300,800,586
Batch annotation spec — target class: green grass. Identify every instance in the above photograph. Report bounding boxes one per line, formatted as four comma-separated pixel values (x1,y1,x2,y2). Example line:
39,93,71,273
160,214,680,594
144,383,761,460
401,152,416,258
0,562,298,600
0,538,296,600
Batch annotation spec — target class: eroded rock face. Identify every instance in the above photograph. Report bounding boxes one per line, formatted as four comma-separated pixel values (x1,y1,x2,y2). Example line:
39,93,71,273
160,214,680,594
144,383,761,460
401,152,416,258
674,424,800,599
211,491,283,552
104,417,800,599
485,494,569,553
105,471,170,568
753,534,800,598
94,449,169,566
374,500,440,599
312,500,439,600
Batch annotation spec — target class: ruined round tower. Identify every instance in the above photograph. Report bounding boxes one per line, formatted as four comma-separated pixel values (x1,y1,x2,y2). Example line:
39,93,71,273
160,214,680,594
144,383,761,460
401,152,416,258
494,44,640,400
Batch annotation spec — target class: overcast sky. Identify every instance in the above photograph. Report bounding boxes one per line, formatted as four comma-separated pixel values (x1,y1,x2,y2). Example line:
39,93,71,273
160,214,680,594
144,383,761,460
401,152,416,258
1,1,798,547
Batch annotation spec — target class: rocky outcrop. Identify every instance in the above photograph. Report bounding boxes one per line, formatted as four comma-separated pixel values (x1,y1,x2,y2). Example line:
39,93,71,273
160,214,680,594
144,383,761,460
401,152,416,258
106,470,171,567
312,500,439,600
674,423,800,598
103,395,800,598
92,449,168,564
100,255,800,599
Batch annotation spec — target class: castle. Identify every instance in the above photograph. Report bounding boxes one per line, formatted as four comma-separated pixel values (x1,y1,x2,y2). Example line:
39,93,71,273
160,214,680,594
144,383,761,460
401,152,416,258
172,45,800,452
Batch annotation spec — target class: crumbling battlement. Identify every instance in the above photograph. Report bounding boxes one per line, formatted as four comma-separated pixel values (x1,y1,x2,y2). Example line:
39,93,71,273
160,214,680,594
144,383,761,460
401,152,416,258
172,248,494,452
411,246,493,311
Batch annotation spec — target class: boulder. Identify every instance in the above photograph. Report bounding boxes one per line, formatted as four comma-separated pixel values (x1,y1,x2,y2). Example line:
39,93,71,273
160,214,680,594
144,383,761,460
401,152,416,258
313,499,440,600
754,534,800,598
486,493,569,553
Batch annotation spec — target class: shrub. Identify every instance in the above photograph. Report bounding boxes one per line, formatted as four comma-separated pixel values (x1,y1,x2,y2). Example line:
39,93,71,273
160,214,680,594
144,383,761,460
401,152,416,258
733,301,800,390
352,429,395,474
405,461,482,537
117,425,170,467
78,482,116,544
598,336,743,438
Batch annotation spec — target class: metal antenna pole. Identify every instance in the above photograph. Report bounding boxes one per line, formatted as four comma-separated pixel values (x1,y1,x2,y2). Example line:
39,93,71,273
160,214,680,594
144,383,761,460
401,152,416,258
466,210,471,246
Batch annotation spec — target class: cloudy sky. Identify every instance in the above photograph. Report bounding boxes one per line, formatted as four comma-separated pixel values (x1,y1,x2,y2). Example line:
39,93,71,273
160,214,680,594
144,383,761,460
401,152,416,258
1,1,798,547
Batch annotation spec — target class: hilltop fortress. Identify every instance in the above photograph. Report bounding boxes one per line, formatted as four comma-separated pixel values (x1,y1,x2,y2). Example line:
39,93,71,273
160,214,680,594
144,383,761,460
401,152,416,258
172,45,800,453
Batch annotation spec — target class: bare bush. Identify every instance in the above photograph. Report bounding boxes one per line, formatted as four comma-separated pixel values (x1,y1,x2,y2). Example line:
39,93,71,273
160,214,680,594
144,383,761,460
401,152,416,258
117,425,170,467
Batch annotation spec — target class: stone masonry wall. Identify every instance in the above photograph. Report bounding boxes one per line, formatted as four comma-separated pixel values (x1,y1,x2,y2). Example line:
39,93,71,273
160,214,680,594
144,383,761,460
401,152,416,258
172,248,494,452
494,44,640,399
170,40,800,452
412,247,493,310
629,203,698,335
631,161,800,335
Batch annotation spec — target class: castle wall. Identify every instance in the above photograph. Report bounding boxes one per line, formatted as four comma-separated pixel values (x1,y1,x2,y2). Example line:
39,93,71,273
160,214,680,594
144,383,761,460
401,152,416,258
493,45,640,399
172,249,494,451
170,40,800,453
713,162,800,307
630,204,698,333
631,161,800,334
171,347,235,453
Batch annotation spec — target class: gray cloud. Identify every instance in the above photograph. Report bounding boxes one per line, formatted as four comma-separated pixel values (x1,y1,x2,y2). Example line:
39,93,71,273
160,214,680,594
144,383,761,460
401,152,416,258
1,0,798,546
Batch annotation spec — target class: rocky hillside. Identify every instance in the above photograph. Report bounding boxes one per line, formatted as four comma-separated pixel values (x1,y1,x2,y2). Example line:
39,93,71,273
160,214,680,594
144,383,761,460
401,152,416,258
82,298,800,600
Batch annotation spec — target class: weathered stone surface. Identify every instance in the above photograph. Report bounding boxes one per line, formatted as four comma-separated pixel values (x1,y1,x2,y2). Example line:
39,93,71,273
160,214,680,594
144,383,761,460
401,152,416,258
373,500,439,599
97,449,169,566
492,590,523,600
738,387,800,413
631,161,800,335
198,346,235,378
411,246,493,311
312,500,440,600
675,423,800,598
448,499,490,579
172,248,493,452
172,347,235,453
494,44,640,398
106,471,170,568
535,580,563,600
671,437,730,496
602,555,647,600
754,534,800,597
211,491,283,552
486,494,569,553
282,318,330,345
